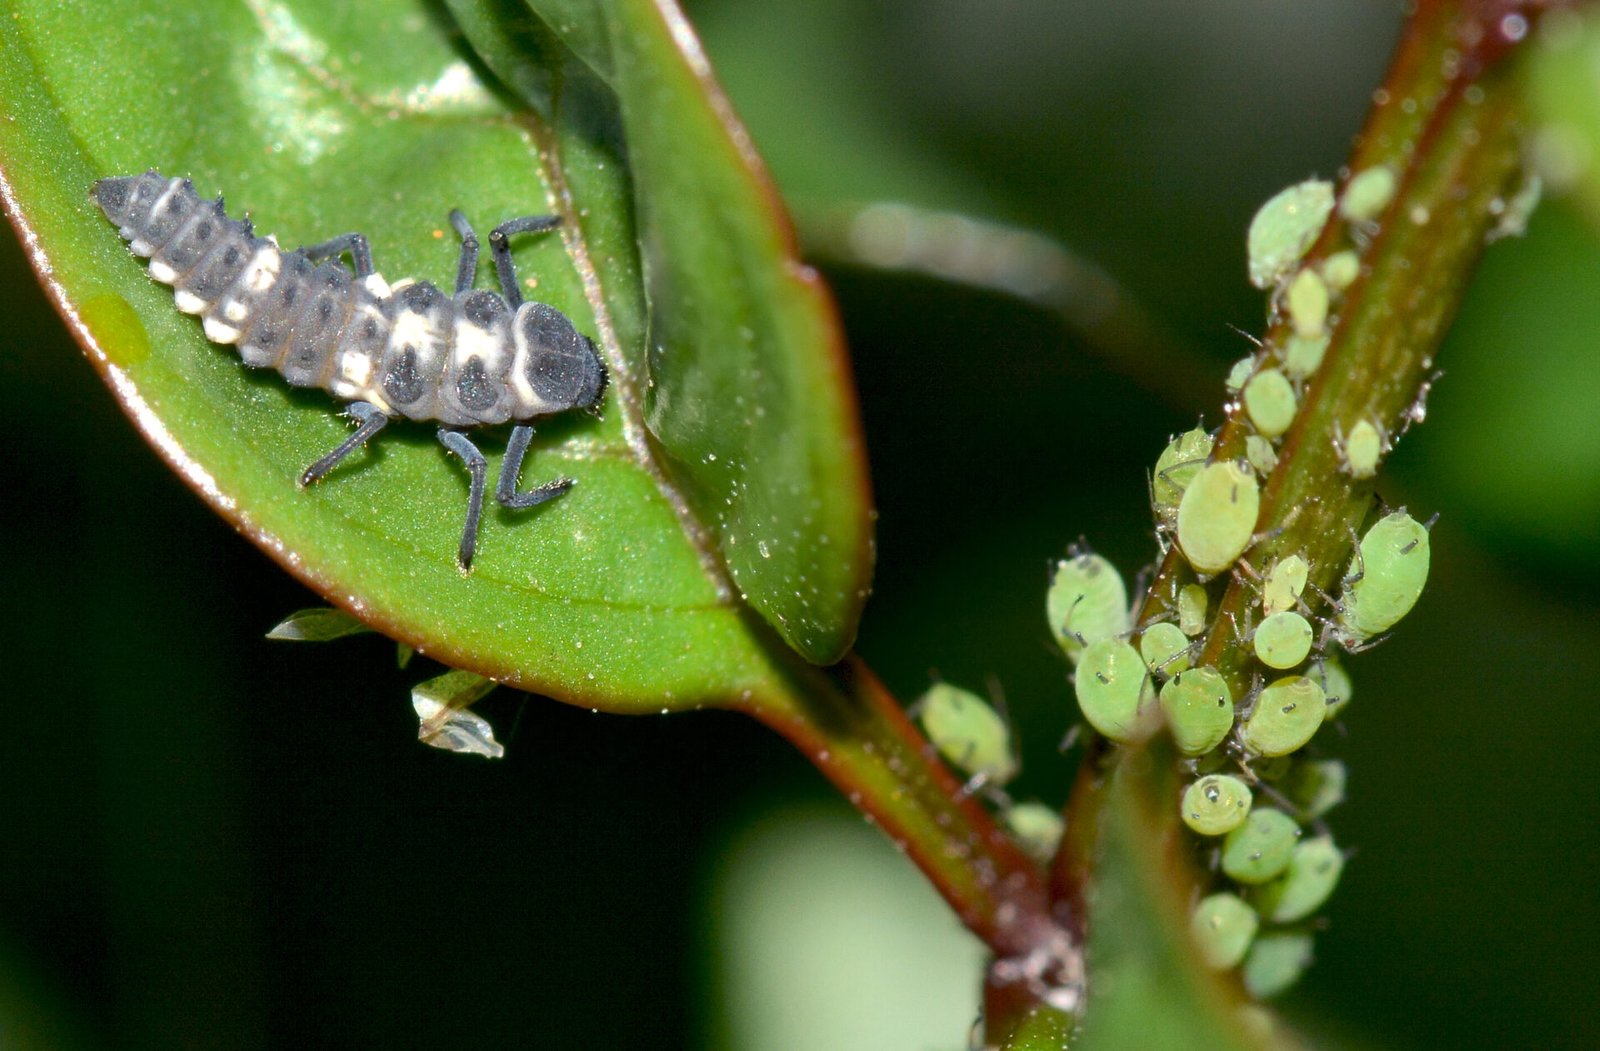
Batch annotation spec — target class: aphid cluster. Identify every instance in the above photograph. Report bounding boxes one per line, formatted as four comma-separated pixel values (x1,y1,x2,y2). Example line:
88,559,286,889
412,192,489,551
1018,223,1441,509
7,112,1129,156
1040,168,1435,1000
94,171,606,569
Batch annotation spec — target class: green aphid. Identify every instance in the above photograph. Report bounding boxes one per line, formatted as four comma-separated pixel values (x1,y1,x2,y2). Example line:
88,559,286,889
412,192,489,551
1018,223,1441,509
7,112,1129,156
1182,774,1253,836
1243,368,1297,439
1221,808,1300,884
1160,667,1235,756
1178,583,1209,636
1152,427,1215,527
1140,622,1192,678
1005,802,1066,865
1176,460,1261,576
1247,180,1335,289
1261,554,1309,616
1075,638,1155,744
1242,930,1315,1000
1245,434,1278,477
1191,892,1260,970
1254,611,1314,670
1310,658,1353,718
1337,510,1432,646
1283,332,1329,379
1342,419,1385,479
1225,356,1256,393
1282,758,1347,821
1286,268,1330,340
1339,165,1398,224
1047,549,1131,664
918,682,1019,786
1320,250,1361,292
1240,675,1327,756
1254,836,1345,924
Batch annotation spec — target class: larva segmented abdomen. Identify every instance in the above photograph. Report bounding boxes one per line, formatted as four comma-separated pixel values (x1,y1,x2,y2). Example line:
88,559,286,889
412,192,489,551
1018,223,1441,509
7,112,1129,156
94,172,604,429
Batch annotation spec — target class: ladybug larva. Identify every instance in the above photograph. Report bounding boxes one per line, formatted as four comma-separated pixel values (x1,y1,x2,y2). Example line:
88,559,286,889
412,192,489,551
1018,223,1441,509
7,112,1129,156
93,171,606,570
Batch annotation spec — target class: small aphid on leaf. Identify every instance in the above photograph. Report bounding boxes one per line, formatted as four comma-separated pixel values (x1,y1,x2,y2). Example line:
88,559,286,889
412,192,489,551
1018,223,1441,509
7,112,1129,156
1182,773,1254,836
1243,368,1297,439
1338,165,1398,225
1320,250,1361,293
1261,554,1309,616
1152,427,1215,528
1253,835,1345,924
1340,419,1386,479
917,682,1019,787
1286,268,1330,340
1140,622,1192,679
1253,611,1314,670
1240,675,1326,756
1004,802,1066,864
1159,667,1235,757
1245,435,1278,478
1242,930,1315,1000
412,669,503,759
1225,356,1257,393
1075,638,1155,744
1221,808,1300,884
1178,583,1209,636
1337,510,1432,646
1282,332,1329,380
1176,460,1260,576
1247,180,1335,289
1191,892,1260,970
1281,758,1347,821
1047,548,1130,663
93,171,607,570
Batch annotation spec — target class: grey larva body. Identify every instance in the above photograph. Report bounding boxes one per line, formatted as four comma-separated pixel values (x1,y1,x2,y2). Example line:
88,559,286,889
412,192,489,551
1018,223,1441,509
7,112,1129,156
92,170,606,569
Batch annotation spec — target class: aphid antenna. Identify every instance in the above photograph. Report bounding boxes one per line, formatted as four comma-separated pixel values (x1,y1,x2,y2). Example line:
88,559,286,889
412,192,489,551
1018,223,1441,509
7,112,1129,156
1423,511,1441,531
982,673,1023,772
502,692,531,747
1225,322,1263,348
1253,777,1298,814
1056,724,1082,755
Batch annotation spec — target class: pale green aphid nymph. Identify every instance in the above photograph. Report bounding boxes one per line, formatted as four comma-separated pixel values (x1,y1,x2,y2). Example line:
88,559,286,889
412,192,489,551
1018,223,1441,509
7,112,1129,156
1286,267,1330,340
1261,554,1309,616
1246,180,1335,289
1242,930,1314,1000
1152,427,1215,528
1159,667,1235,756
1243,367,1298,439
1252,835,1345,924
1074,638,1155,744
1254,610,1314,670
1176,460,1261,575
1221,807,1301,884
1140,621,1192,678
1047,548,1130,664
1182,773,1254,836
1337,509,1431,646
1341,418,1385,479
1191,892,1260,970
1178,583,1209,636
917,681,1018,786
1239,675,1327,756
1338,165,1399,224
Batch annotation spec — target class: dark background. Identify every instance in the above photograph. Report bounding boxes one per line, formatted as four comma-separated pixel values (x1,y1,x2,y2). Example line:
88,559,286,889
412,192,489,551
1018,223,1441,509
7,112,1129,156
3,1,1599,1048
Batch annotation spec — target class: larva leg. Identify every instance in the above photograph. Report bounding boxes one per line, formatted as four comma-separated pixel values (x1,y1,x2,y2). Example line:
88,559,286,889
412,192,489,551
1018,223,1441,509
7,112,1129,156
448,210,479,295
299,401,389,486
495,424,574,510
301,232,374,278
487,215,562,307
438,429,489,570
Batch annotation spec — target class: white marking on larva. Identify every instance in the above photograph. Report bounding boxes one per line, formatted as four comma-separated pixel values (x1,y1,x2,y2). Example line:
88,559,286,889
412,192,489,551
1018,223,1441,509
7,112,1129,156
363,272,392,298
203,316,242,343
147,179,183,227
337,348,373,387
129,238,153,256
241,245,281,293
174,289,207,314
451,318,503,369
224,300,249,323
148,259,177,284
509,324,555,416
389,277,415,293
389,307,436,351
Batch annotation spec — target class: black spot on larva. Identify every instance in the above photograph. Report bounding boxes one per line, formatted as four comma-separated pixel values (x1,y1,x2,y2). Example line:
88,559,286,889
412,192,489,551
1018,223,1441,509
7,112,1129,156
184,227,255,302
455,356,496,411
460,289,507,327
136,182,199,253
154,202,228,275
397,281,447,314
384,346,425,405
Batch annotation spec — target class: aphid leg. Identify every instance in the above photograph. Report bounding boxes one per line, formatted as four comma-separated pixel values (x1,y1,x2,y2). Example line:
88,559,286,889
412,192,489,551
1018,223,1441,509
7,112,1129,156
487,214,563,307
299,401,389,486
300,232,374,278
495,423,574,510
438,429,490,571
448,209,480,294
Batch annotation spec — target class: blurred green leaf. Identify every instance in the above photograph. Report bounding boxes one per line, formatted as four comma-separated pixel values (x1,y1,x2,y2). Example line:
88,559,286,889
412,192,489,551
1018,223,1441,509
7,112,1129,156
0,0,870,710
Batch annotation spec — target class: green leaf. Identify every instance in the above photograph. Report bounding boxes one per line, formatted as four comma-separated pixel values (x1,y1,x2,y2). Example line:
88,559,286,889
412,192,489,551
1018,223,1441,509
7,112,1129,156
0,0,870,711
447,0,874,664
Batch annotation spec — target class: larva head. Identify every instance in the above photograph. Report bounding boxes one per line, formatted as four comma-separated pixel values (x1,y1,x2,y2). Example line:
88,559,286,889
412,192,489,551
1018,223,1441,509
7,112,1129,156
515,302,607,414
